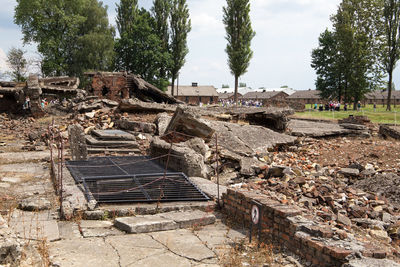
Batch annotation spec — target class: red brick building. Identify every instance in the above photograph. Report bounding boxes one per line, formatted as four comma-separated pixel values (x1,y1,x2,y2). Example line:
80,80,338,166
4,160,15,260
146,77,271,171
364,91,400,106
167,83,219,105
241,90,288,101
286,89,322,104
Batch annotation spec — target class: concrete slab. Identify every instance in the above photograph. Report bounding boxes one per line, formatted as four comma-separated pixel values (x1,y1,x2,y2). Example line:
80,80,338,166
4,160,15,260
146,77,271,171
114,215,178,234
135,252,192,267
57,221,81,240
8,210,60,242
190,177,227,200
10,219,60,242
106,234,166,265
79,220,113,228
85,135,138,148
49,238,119,267
149,229,217,262
159,210,216,229
92,129,136,141
81,227,124,238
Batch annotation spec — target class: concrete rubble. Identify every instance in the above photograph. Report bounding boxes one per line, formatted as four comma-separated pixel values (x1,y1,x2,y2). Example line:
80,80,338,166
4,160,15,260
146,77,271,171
2,73,400,266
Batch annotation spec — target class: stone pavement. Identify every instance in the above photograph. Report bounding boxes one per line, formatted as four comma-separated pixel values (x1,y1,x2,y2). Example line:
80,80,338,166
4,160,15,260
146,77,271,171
49,218,246,267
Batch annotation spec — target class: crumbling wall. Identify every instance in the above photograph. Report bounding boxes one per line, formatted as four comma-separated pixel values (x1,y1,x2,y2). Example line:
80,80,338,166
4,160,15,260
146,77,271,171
223,189,390,267
91,73,129,101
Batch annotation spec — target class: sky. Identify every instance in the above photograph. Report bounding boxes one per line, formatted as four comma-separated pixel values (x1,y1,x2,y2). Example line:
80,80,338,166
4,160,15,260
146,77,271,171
1,0,398,90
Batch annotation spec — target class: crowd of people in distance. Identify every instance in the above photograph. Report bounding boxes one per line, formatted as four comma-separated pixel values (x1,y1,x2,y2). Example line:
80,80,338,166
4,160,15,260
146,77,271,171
313,101,363,112
219,99,262,107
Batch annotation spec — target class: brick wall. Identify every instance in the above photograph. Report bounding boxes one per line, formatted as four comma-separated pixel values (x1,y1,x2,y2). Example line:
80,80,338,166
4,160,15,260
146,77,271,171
91,74,129,101
222,189,389,267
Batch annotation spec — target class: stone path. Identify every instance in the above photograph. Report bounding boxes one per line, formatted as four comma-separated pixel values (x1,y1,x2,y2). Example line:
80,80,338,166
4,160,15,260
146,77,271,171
49,218,245,267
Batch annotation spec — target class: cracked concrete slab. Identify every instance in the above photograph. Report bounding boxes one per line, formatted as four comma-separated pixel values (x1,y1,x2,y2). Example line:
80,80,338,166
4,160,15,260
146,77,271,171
58,221,81,240
106,234,166,266
82,227,124,238
149,229,217,263
8,210,60,242
49,238,119,267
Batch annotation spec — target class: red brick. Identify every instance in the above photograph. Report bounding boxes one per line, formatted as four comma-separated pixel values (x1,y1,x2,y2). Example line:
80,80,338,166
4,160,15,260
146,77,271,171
325,246,352,260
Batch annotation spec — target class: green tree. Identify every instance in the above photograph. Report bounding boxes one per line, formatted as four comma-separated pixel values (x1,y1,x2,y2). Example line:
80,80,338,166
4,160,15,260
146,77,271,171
115,0,138,71
116,0,138,36
223,0,255,105
333,0,383,109
170,0,191,96
6,47,28,82
311,29,345,101
381,0,400,110
222,84,229,88
312,0,383,108
152,0,172,89
14,0,115,79
115,8,171,89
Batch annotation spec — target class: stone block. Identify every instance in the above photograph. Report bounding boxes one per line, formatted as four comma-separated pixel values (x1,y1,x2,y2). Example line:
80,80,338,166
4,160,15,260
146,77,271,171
68,124,88,161
158,210,216,229
115,120,157,134
114,215,178,234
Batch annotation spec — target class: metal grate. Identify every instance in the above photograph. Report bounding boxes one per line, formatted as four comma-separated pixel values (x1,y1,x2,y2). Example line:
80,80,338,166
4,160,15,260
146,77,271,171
66,156,209,203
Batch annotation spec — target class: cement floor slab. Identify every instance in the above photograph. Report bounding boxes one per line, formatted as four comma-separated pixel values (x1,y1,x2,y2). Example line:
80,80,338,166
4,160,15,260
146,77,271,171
149,229,217,262
49,238,119,267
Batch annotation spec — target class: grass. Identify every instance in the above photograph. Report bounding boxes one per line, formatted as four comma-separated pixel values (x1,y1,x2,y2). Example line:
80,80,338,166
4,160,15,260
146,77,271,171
294,104,400,124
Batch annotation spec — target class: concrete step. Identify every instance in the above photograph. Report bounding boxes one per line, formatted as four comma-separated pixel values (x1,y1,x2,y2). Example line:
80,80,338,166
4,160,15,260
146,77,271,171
87,147,141,155
91,129,136,141
114,210,216,234
86,135,138,148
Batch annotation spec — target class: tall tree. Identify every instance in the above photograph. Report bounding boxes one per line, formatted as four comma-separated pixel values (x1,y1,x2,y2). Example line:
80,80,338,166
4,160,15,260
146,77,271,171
170,0,191,96
115,0,138,71
333,0,383,109
152,0,172,87
6,47,28,82
312,0,383,109
116,0,138,36
381,0,400,110
14,0,115,78
311,29,345,102
114,8,171,89
223,0,255,105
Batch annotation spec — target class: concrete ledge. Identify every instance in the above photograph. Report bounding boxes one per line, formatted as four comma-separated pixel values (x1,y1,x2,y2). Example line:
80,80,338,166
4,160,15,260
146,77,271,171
159,210,216,229
114,210,216,234
114,215,177,234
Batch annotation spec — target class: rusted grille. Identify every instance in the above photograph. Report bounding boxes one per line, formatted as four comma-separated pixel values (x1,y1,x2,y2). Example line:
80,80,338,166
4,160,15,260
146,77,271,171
66,156,209,203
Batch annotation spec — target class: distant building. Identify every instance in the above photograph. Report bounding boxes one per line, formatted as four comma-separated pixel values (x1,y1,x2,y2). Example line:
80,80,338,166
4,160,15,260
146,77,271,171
286,89,321,104
167,83,219,105
218,92,242,101
216,87,254,96
364,90,400,105
242,90,288,101
257,87,296,95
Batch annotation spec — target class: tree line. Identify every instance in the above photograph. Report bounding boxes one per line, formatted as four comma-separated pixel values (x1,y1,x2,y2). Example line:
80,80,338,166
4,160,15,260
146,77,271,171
10,0,255,99
12,0,191,92
311,0,400,111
